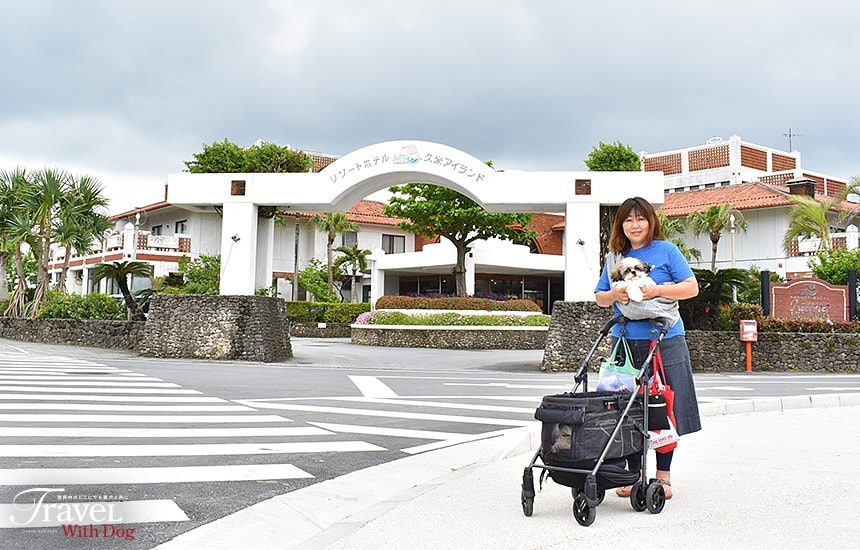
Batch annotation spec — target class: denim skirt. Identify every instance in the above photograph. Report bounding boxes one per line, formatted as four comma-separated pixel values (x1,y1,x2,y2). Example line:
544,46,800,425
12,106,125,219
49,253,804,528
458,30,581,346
608,334,702,436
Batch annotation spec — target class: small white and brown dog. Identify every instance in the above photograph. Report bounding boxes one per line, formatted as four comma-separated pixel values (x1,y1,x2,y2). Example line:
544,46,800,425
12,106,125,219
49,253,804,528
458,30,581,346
610,257,655,302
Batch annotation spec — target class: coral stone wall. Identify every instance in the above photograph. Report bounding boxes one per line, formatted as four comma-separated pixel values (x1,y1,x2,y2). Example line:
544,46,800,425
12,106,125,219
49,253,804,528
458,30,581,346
351,325,547,349
290,322,351,338
542,302,860,373
0,318,143,349
138,295,291,362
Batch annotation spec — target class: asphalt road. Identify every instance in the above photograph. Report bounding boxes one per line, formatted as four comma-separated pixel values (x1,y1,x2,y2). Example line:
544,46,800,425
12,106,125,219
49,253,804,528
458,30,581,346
1,337,857,549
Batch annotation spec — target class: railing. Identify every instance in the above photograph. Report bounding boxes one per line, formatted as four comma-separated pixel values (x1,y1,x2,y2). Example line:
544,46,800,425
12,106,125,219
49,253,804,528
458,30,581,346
50,231,192,263
790,231,857,257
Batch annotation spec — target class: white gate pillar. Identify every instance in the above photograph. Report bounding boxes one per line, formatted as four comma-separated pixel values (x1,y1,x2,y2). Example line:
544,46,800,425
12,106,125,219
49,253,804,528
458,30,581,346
465,251,476,296
847,224,859,251
220,203,259,295
563,202,600,302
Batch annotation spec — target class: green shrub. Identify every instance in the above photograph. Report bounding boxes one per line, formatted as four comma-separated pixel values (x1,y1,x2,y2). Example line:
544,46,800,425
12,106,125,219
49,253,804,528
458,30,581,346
0,299,8,315
375,295,541,312
285,301,370,323
36,292,125,320
759,318,860,334
809,248,860,285
717,303,765,331
365,311,550,326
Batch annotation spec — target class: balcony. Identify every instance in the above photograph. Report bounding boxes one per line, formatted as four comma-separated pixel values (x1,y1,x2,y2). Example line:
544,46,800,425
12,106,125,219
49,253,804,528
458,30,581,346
788,227,859,257
49,230,192,269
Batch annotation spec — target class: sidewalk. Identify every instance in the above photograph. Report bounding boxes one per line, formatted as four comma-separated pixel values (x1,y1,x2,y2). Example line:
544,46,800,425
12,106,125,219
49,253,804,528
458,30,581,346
159,395,860,550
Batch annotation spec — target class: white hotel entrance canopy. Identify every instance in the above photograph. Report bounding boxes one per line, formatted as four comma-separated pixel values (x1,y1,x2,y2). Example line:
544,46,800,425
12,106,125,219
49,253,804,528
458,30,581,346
166,140,663,303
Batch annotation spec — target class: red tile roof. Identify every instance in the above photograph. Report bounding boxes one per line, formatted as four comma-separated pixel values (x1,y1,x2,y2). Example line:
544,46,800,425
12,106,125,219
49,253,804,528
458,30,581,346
282,200,408,227
110,201,171,221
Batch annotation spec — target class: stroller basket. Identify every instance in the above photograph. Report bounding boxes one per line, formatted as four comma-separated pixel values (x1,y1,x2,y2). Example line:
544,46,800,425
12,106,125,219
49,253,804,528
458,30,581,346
534,391,644,467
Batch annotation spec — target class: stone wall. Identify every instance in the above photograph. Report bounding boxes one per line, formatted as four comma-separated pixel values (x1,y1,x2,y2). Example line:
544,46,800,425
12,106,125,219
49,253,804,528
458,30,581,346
0,318,144,349
351,326,547,349
686,331,860,372
290,322,351,338
138,295,291,362
542,301,860,373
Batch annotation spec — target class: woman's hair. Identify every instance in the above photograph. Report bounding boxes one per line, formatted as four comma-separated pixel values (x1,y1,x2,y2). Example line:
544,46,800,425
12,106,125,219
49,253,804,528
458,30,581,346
609,196,664,253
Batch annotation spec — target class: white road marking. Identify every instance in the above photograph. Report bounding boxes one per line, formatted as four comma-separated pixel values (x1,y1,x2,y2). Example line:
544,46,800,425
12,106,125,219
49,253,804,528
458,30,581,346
0,403,256,412
348,375,399,398
237,401,532,427
309,422,472,441
0,394,227,402
402,428,514,454
699,386,755,391
0,427,327,438
313,396,535,414
0,414,292,423
0,380,180,387
0,386,201,394
0,464,314,485
443,382,569,390
0,375,163,381
0,441,385,457
0,499,189,528
806,387,856,391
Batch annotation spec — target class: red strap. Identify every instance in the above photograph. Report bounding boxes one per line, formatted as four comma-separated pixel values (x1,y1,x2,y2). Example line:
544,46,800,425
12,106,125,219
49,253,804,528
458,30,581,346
648,341,667,388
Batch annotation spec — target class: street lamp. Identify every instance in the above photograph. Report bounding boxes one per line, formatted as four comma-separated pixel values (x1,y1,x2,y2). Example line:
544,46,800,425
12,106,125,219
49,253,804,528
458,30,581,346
730,213,737,302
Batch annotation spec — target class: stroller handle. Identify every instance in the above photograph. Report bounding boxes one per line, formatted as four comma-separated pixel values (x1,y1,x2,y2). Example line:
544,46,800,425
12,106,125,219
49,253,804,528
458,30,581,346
600,316,673,337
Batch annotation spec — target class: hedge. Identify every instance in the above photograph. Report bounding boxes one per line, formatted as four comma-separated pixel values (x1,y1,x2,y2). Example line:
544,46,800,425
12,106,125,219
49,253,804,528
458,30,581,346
718,303,860,333
35,292,126,320
375,295,541,312
359,311,550,327
285,301,371,323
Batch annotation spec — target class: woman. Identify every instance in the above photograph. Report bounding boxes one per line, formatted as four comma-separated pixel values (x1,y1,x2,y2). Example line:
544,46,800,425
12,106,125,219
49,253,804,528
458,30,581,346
594,196,701,499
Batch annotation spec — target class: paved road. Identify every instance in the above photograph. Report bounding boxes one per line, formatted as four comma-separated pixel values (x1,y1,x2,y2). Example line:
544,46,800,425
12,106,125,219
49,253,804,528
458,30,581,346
1,337,858,549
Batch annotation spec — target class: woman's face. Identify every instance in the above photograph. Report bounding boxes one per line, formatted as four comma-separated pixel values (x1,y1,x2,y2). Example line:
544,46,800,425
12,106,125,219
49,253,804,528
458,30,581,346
622,209,650,249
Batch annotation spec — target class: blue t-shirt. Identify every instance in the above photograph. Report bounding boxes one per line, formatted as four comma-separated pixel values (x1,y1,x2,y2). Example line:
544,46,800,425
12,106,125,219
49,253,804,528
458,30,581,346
594,240,694,340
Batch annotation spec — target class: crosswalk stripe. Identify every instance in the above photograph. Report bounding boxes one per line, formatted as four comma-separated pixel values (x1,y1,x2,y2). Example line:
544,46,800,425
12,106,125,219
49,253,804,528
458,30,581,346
313,396,535,414
308,422,471,440
0,386,201,394
0,464,315,485
0,380,180,387
239,401,533,427
0,499,189,528
0,394,228,402
0,376,163,381
0,414,291,423
348,375,399,398
0,441,385,457
0,427,328,438
0,403,257,412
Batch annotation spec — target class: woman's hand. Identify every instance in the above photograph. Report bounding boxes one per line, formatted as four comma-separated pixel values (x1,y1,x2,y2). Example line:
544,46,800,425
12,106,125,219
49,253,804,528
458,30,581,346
595,285,629,307
640,285,662,301
611,285,629,305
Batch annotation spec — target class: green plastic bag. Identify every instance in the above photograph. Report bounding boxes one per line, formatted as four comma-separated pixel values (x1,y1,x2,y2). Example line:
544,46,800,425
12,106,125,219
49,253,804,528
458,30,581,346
596,337,641,393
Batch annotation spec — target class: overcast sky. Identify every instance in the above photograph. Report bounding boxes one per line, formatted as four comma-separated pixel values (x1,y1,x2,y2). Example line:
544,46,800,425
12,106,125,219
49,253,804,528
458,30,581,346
1,1,858,213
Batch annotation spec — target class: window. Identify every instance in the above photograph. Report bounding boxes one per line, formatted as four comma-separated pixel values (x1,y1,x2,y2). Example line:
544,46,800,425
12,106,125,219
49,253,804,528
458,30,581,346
175,220,188,234
381,234,405,254
151,225,162,235
340,231,357,248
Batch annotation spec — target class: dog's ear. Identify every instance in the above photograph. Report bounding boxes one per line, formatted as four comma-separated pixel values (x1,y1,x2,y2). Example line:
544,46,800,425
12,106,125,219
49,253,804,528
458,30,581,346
641,262,652,274
609,263,624,282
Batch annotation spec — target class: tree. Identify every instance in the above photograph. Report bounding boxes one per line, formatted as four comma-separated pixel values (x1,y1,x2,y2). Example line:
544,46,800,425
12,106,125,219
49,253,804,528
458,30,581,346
175,255,221,294
584,141,641,267
383,184,535,297
298,258,341,303
686,204,748,271
782,195,836,253
310,213,359,293
584,141,642,172
90,261,153,321
679,267,749,330
0,168,30,302
657,211,701,262
53,174,111,291
184,139,313,174
334,244,371,303
809,248,860,286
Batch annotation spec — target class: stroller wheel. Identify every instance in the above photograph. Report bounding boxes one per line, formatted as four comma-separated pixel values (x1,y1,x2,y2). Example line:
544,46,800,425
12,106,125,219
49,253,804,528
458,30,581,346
629,481,647,512
521,491,534,517
595,489,605,506
572,493,596,526
645,482,666,514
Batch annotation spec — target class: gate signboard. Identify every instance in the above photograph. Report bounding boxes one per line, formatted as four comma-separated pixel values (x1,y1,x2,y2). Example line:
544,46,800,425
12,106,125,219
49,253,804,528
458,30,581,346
770,277,848,322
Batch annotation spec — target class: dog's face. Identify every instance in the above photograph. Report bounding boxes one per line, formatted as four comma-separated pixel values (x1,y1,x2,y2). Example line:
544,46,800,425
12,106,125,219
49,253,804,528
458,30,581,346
610,257,651,283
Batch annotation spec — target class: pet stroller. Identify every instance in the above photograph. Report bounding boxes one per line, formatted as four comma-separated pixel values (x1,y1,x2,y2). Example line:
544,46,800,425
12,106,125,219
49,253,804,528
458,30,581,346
520,316,671,526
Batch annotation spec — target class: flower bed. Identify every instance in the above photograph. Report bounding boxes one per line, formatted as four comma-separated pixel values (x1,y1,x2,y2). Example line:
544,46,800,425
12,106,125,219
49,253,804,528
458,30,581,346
375,295,541,312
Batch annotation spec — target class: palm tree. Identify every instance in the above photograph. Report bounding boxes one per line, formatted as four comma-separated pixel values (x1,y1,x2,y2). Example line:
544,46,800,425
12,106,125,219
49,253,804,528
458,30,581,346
0,169,36,317
333,244,371,303
782,195,834,253
90,261,153,321
686,204,748,271
53,175,111,291
657,211,701,262
310,213,359,293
